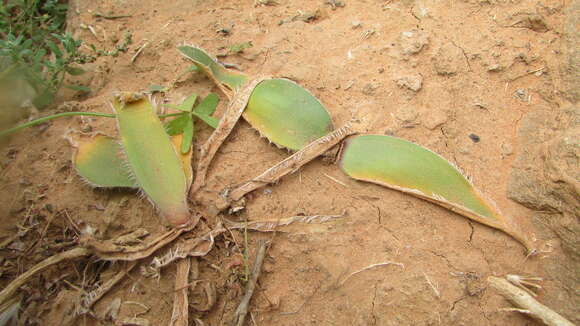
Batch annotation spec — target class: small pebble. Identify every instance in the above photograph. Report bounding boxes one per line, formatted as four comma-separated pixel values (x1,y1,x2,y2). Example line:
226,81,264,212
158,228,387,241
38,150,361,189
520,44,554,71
469,134,480,143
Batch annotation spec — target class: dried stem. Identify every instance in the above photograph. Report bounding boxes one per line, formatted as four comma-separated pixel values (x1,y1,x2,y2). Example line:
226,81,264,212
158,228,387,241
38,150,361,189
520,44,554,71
79,261,137,313
231,240,269,326
488,276,574,326
0,247,90,307
190,77,269,196
218,120,364,211
169,258,191,326
84,223,195,261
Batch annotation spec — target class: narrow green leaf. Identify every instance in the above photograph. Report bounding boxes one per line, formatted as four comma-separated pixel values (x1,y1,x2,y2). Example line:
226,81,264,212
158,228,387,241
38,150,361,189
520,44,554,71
46,40,62,58
177,45,247,91
181,115,194,154
65,85,91,93
229,41,253,54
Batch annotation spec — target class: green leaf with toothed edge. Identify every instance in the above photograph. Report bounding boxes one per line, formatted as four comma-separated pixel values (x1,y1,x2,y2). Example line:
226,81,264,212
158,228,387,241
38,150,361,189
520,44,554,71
245,78,334,151
73,133,194,188
112,94,190,227
338,134,533,252
73,134,136,188
340,135,496,218
177,45,247,90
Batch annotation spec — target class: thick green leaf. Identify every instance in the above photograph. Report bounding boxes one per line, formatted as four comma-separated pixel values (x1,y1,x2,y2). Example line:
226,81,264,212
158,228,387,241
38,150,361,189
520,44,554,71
73,135,135,188
112,94,190,226
245,78,334,150
339,134,533,252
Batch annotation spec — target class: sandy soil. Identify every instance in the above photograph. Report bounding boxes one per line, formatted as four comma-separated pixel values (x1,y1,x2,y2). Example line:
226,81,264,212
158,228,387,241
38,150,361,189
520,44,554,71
0,0,578,325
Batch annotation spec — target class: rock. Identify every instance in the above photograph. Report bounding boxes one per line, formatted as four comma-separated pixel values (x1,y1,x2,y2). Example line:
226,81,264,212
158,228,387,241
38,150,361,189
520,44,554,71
510,13,549,33
506,105,579,323
500,143,513,157
399,29,429,55
468,133,480,143
394,73,423,92
487,63,504,72
362,83,379,96
507,105,579,252
422,109,447,130
433,43,464,76
395,105,419,128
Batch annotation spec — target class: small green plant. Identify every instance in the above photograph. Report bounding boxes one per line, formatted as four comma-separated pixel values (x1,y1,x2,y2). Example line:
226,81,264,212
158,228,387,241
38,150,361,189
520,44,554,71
71,92,219,226
178,45,334,151
0,0,95,108
179,45,535,254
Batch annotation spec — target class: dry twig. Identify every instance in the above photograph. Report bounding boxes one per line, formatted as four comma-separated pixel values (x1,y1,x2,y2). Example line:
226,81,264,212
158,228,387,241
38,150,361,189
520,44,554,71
169,258,191,326
191,77,269,195
488,276,574,326
339,261,404,286
0,247,90,307
231,240,269,326
218,120,365,211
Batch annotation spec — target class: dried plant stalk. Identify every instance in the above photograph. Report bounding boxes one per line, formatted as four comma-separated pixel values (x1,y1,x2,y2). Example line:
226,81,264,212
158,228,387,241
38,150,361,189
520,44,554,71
169,258,191,326
217,120,363,211
0,247,90,307
79,261,137,314
488,276,574,326
145,213,346,274
190,77,269,195
83,223,195,261
231,240,268,326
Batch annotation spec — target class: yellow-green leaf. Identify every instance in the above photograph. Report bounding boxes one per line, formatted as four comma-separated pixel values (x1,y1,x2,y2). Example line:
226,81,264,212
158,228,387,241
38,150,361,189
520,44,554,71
245,78,334,150
339,134,533,253
112,93,190,227
73,134,135,188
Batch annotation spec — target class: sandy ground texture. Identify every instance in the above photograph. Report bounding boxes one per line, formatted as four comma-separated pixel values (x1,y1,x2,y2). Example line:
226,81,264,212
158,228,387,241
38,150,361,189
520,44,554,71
0,0,578,325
